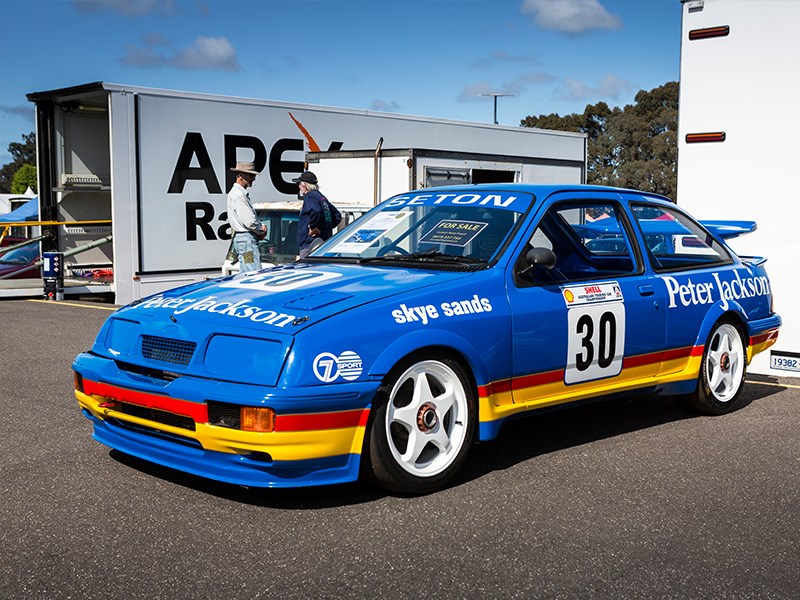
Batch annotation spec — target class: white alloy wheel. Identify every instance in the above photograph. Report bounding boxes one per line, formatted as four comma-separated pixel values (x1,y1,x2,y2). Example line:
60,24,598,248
384,360,470,478
705,322,745,402
675,320,748,415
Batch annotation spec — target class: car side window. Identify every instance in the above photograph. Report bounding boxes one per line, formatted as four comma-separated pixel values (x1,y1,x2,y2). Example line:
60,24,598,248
630,204,732,271
516,202,637,286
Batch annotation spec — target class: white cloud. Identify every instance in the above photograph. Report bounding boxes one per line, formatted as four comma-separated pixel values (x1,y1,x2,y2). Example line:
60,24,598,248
458,71,556,102
73,0,179,16
370,100,400,112
0,105,34,119
174,37,239,71
521,0,622,34
502,71,557,95
142,32,170,46
120,44,164,67
458,82,498,103
121,35,240,71
557,74,634,102
471,50,542,69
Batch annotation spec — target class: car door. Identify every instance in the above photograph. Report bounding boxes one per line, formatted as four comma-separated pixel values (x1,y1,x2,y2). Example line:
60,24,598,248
625,198,739,377
507,193,667,409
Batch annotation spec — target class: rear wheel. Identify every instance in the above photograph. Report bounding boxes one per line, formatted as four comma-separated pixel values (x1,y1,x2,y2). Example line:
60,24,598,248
676,321,747,415
365,357,475,494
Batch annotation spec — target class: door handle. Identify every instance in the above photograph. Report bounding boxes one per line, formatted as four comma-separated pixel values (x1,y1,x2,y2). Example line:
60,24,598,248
638,284,655,297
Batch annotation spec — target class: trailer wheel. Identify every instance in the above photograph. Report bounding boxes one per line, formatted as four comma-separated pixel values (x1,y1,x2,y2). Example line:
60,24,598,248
676,321,747,415
365,357,475,494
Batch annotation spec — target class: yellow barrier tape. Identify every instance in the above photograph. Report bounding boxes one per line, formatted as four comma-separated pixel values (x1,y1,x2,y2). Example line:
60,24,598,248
746,379,800,390
1,220,112,227
27,299,117,311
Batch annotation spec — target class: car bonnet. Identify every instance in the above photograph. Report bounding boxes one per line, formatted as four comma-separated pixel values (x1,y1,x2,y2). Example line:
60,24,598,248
113,263,472,337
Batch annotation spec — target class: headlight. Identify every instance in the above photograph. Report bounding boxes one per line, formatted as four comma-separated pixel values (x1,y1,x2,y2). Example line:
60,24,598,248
203,334,287,386
105,317,141,358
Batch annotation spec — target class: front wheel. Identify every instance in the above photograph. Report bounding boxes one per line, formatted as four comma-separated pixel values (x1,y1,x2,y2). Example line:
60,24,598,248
676,321,747,415
365,357,475,494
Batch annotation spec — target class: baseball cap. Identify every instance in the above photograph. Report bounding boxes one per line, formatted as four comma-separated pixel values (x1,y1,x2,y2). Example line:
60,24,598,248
292,171,318,184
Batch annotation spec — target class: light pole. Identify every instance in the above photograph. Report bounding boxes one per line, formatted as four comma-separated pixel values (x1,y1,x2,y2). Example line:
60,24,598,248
480,93,513,124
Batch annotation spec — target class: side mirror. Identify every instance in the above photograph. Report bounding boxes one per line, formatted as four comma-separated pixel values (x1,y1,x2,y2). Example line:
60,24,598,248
525,247,557,270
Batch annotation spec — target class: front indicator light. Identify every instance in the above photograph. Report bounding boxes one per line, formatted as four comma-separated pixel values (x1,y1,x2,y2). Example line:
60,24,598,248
241,407,275,432
74,371,84,393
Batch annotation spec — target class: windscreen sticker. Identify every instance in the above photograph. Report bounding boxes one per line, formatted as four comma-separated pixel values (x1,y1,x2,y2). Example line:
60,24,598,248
562,282,623,306
329,210,411,254
419,220,488,247
384,192,526,212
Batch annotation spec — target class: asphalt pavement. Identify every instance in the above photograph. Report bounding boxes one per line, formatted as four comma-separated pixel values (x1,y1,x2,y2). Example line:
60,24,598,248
1,297,798,599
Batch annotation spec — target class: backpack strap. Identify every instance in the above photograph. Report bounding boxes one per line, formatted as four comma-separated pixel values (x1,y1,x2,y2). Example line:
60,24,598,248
321,195,332,226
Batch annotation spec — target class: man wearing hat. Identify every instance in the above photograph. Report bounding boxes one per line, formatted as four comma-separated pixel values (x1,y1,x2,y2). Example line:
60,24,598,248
293,171,341,258
227,161,267,272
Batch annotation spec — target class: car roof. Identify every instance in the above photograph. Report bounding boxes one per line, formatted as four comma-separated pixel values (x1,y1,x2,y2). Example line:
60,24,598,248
404,182,673,203
250,185,675,214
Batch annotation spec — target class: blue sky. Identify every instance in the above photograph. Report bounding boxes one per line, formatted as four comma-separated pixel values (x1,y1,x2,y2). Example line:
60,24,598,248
0,0,682,167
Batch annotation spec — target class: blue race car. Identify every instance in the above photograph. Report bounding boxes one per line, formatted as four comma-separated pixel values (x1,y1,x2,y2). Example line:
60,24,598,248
73,184,780,494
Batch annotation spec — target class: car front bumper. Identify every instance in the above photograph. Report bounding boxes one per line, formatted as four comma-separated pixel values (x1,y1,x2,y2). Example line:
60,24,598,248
74,353,378,488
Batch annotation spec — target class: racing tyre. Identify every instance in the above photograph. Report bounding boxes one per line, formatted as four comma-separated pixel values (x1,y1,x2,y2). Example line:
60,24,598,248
365,357,476,494
676,321,747,415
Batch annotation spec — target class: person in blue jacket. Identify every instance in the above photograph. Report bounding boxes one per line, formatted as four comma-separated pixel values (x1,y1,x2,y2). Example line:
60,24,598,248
293,171,341,258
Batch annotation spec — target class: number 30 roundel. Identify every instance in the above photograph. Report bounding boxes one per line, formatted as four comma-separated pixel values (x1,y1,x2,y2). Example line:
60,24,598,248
565,302,626,384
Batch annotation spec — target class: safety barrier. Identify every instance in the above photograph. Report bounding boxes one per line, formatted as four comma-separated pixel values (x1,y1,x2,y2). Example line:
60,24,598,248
0,219,112,281
0,233,49,256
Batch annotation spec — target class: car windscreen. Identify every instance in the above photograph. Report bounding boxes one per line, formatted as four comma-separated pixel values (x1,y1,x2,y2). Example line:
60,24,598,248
310,190,531,265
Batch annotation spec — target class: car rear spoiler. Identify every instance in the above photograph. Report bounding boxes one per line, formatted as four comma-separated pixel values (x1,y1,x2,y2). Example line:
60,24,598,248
574,219,758,241
699,220,757,240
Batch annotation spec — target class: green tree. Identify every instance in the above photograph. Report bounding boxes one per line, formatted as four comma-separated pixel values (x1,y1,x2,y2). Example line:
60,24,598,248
0,132,36,193
11,163,37,194
521,82,678,198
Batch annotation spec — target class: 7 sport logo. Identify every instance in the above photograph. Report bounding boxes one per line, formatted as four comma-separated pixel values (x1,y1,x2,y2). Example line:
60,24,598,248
313,351,364,383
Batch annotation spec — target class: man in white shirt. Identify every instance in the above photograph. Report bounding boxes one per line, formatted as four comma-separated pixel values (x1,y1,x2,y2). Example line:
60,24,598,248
227,162,267,272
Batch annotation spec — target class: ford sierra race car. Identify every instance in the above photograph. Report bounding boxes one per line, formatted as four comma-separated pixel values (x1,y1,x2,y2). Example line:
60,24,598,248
73,184,781,494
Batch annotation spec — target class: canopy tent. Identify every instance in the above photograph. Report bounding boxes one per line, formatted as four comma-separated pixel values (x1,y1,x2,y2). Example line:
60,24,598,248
0,198,39,222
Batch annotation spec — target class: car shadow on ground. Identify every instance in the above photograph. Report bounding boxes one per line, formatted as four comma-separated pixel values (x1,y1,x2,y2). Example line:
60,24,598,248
458,379,783,485
108,379,785,508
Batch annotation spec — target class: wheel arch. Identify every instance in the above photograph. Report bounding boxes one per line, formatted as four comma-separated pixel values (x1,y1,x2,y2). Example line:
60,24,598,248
693,301,750,356
368,329,488,391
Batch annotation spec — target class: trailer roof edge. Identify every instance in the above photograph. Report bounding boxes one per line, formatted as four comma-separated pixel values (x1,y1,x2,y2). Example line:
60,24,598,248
26,81,111,102
25,81,586,140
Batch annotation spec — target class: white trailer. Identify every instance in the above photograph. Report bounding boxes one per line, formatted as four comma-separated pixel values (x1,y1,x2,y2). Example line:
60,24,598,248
27,82,587,305
0,193,34,215
306,143,586,207
677,0,799,376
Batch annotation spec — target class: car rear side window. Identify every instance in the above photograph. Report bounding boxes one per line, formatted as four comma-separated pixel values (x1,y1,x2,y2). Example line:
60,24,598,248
630,204,732,272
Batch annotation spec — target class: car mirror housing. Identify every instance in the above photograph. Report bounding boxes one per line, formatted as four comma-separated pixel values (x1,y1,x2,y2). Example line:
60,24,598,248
525,247,557,271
